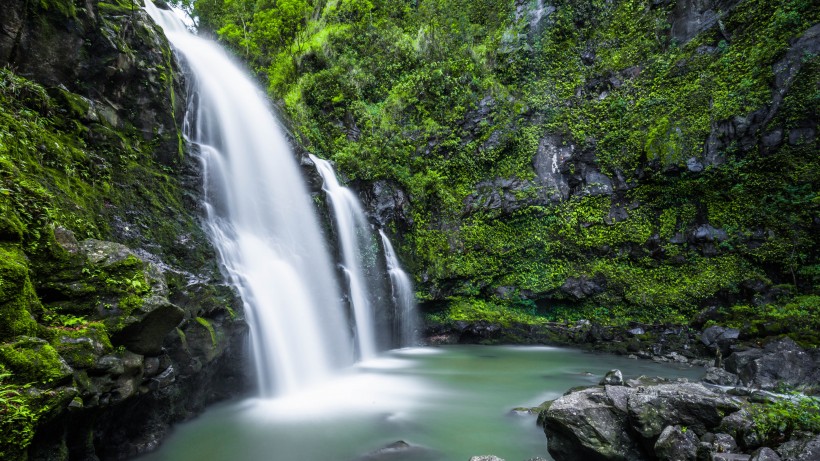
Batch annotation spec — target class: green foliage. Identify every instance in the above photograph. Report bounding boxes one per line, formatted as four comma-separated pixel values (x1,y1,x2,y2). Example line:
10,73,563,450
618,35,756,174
426,297,548,328
193,0,818,328
722,295,820,345
0,372,37,461
750,394,820,444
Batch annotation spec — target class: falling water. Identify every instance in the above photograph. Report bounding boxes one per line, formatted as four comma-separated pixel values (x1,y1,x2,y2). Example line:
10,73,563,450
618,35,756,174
309,155,379,359
379,230,420,347
145,1,353,396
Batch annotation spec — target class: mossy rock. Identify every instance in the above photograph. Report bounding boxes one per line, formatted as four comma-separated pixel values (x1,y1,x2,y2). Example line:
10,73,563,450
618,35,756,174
0,245,41,341
0,337,72,385
46,322,112,369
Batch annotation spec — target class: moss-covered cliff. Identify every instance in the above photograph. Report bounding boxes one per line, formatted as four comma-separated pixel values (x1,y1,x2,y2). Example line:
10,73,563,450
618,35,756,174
196,0,818,341
0,1,247,459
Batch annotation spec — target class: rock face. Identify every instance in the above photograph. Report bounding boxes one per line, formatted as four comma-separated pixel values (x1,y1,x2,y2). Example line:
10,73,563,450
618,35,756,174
542,381,743,461
0,1,249,459
725,338,820,394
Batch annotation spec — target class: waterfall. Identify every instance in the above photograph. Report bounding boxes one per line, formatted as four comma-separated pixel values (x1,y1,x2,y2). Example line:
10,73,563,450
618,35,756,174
308,155,379,359
144,1,353,397
379,230,420,347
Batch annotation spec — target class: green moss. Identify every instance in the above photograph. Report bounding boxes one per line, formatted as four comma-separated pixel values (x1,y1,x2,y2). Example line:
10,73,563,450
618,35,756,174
0,338,70,385
427,297,548,328
0,245,41,341
195,317,217,347
35,0,77,17
45,322,112,369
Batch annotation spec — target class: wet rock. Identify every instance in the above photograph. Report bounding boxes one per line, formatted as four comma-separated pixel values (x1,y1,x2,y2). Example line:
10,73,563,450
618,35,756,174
702,367,741,386
628,327,645,336
582,170,614,196
361,180,412,229
687,157,705,172
600,369,624,386
700,326,740,355
628,383,741,439
464,177,540,215
762,130,784,149
777,434,820,460
719,409,761,451
560,276,605,300
724,338,820,393
352,440,438,461
533,135,574,202
788,127,816,145
654,425,699,461
749,447,781,461
712,454,751,461
669,0,743,43
706,432,739,453
692,225,729,243
543,386,645,461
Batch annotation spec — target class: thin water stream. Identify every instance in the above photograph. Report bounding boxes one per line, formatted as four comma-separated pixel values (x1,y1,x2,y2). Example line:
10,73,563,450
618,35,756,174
137,346,702,461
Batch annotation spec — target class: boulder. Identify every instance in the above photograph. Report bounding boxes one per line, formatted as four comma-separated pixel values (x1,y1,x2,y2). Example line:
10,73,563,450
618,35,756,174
628,383,742,439
703,367,741,386
749,447,781,461
725,338,820,393
654,425,699,461
719,409,762,451
600,369,625,386
560,276,606,300
776,434,820,461
543,385,645,461
701,326,741,354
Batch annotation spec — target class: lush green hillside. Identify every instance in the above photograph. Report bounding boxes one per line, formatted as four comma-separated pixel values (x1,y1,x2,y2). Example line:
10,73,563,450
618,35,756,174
193,0,818,337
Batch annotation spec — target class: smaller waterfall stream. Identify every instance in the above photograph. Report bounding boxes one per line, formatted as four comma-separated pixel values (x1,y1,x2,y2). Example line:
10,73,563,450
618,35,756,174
309,154,379,359
379,230,420,346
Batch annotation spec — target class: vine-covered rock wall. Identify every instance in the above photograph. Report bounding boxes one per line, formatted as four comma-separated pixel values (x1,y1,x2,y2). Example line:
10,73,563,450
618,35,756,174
195,0,818,341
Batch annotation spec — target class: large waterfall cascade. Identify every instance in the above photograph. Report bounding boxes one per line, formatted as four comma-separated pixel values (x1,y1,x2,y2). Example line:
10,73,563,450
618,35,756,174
144,1,353,397
379,230,420,346
309,155,381,359
145,1,420,399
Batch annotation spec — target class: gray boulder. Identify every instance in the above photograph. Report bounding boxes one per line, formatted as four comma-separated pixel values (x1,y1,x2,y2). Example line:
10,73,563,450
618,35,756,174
725,338,820,393
703,367,741,386
543,385,645,461
701,325,740,354
750,447,781,461
628,383,742,439
719,409,762,451
777,434,820,461
600,369,625,386
654,425,699,461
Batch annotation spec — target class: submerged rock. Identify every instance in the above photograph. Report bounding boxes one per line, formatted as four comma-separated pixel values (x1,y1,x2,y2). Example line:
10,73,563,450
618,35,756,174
351,440,440,461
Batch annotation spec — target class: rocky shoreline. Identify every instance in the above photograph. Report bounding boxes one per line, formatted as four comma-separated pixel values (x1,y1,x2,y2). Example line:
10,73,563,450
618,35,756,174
540,336,820,460
422,320,820,461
